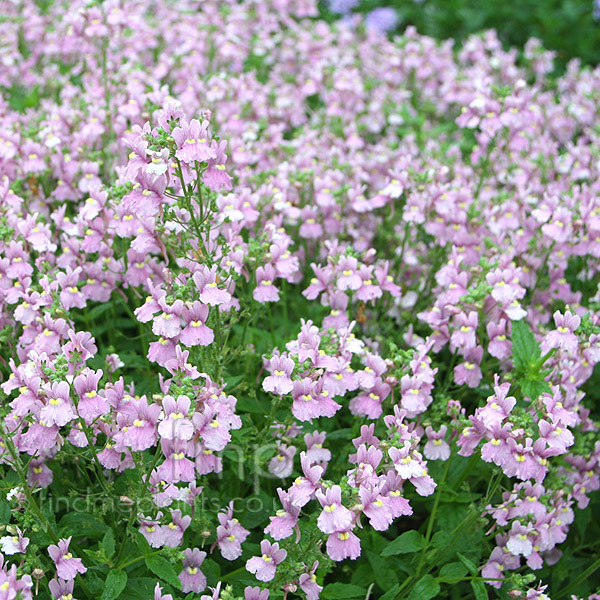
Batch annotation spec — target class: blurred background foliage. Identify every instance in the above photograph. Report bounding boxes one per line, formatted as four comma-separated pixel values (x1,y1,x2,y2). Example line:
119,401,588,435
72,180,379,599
319,0,600,72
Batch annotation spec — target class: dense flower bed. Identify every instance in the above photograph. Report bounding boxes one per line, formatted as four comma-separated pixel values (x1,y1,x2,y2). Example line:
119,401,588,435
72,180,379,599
0,1,600,599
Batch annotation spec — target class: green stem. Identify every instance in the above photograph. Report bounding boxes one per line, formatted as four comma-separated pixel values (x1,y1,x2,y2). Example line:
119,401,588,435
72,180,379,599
412,453,452,578
0,425,59,544
556,556,600,597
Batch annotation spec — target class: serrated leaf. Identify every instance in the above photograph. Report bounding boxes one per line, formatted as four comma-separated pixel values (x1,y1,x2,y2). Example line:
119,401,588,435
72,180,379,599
520,378,551,399
322,583,366,599
457,552,478,575
471,580,489,600
101,529,115,559
145,555,180,588
382,530,425,556
511,319,541,371
101,570,127,600
411,574,440,600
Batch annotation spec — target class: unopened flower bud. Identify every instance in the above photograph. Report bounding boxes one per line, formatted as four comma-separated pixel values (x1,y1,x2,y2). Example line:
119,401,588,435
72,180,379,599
119,496,134,506
201,530,211,538
32,568,45,580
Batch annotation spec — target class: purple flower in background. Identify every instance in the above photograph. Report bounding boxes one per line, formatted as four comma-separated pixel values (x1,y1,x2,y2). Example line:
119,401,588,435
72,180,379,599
328,0,359,15
365,7,398,33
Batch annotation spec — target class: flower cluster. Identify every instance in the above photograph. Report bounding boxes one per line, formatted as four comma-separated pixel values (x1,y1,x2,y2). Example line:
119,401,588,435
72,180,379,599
0,1,599,599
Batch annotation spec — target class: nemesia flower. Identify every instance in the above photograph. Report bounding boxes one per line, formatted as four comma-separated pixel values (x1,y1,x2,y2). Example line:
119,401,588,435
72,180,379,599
48,537,87,580
315,485,353,534
263,355,294,395
246,540,287,582
179,548,207,593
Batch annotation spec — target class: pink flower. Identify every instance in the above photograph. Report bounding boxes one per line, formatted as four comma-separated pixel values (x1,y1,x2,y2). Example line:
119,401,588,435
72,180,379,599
152,298,184,339
0,528,29,555
359,486,393,531
179,548,207,593
158,395,194,441
450,311,478,351
139,513,166,548
291,378,341,421
216,503,249,560
541,310,580,354
244,587,269,600
316,485,353,534
48,537,87,581
157,439,195,483
254,265,280,303
172,119,216,164
290,452,323,507
39,381,76,427
73,368,108,423
246,540,287,582
193,267,231,306
263,355,294,395
49,579,74,600
506,521,533,557
162,509,191,547
265,488,300,540
423,426,451,461
326,529,361,561
203,140,232,191
268,443,296,478
298,562,322,600
453,346,483,388
180,302,214,347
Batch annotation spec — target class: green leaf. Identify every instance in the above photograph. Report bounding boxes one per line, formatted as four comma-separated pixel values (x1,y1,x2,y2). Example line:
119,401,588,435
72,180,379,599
322,583,366,599
201,559,221,586
382,530,425,556
380,584,400,600
145,555,180,588
520,378,551,399
367,550,399,587
101,529,116,559
439,561,468,579
457,552,478,575
86,571,105,596
471,580,489,600
59,512,107,540
125,578,158,600
0,502,11,525
101,570,127,600
511,319,541,371
411,574,440,600
135,531,151,556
